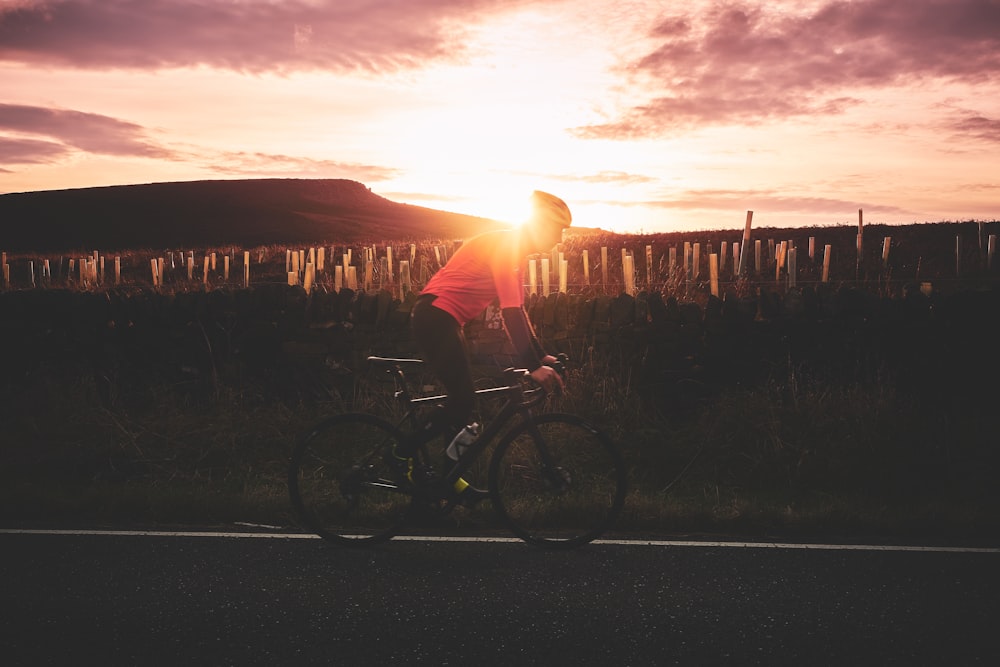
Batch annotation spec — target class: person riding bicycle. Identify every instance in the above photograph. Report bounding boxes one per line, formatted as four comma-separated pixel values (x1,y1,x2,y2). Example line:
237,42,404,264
388,190,572,498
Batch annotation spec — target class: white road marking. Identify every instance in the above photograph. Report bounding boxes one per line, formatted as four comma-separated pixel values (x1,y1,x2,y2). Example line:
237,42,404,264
1,528,998,553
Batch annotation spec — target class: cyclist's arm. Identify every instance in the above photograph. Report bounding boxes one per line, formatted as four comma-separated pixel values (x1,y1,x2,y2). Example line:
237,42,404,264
502,305,564,392
490,236,561,388
501,306,543,371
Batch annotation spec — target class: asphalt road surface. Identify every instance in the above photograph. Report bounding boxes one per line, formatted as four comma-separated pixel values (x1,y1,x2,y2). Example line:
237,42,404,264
1,529,998,666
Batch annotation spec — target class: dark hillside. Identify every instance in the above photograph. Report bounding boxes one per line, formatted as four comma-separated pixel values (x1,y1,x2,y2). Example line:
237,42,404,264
0,178,503,252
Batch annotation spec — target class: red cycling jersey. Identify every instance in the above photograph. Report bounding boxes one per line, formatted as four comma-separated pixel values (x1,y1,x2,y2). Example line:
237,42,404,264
421,229,523,325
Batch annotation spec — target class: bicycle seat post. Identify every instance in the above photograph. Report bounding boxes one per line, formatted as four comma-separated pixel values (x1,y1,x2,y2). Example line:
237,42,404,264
390,364,412,406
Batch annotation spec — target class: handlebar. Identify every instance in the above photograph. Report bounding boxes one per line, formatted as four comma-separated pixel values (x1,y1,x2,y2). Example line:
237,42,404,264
367,353,569,408
503,353,569,401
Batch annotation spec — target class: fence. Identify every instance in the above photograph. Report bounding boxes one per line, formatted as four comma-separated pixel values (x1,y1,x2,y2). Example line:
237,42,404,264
2,217,997,300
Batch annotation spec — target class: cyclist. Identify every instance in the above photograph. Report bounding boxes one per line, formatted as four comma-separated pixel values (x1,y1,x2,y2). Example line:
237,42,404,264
388,190,572,499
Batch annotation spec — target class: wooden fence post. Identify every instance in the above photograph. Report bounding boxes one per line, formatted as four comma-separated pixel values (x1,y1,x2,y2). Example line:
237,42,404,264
738,210,753,275
400,260,411,298
303,262,314,294
362,250,372,291
601,246,608,293
856,208,864,279
709,254,719,297
645,245,653,288
623,252,635,295
775,241,787,283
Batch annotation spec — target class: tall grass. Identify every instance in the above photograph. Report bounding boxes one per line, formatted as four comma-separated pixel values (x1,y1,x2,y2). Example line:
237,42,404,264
1,347,997,540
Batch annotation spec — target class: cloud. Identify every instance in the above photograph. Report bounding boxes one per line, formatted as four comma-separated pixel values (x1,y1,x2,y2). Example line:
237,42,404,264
0,135,71,164
0,102,400,181
0,0,527,73
946,113,1000,144
576,0,1000,138
206,150,401,182
0,103,172,163
614,188,915,217
573,170,656,186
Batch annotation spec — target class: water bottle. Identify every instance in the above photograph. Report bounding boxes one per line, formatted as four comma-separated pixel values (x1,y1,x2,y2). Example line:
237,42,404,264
445,422,480,461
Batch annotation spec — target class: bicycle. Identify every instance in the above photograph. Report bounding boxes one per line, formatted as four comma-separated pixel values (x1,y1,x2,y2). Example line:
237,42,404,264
288,354,627,549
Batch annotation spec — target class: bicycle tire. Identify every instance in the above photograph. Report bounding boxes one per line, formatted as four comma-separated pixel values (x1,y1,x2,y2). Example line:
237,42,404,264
288,413,414,545
488,413,626,549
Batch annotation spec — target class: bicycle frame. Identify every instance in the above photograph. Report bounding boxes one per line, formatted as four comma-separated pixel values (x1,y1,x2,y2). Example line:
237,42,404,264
368,357,549,492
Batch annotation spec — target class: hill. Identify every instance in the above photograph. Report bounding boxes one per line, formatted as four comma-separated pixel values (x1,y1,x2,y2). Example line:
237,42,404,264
0,179,504,252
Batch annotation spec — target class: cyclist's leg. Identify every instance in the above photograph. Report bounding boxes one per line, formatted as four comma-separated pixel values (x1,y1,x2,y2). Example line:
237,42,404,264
401,294,475,453
408,295,489,502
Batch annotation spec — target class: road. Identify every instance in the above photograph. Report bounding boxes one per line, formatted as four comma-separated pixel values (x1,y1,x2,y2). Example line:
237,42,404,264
1,529,998,666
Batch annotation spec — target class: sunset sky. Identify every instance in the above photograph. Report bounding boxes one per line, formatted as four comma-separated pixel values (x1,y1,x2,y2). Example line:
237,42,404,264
1,0,998,234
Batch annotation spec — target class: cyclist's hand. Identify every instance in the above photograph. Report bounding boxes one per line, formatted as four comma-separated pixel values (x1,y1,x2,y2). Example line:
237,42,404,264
530,364,565,394
542,353,568,379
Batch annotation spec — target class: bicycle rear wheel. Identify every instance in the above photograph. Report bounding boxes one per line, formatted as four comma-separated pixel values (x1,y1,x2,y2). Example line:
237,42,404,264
288,413,413,545
489,413,626,549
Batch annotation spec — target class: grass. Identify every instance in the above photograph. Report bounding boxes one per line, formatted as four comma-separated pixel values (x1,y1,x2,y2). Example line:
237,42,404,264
1,355,998,545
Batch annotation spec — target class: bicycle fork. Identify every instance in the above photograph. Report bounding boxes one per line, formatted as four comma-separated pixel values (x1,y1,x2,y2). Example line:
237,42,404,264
515,420,573,493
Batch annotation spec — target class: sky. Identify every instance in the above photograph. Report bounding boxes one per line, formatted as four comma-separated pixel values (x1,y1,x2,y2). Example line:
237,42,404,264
1,0,999,234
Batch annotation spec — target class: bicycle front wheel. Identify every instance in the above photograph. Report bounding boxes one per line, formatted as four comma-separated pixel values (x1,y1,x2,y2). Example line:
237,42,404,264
288,413,413,545
489,413,626,549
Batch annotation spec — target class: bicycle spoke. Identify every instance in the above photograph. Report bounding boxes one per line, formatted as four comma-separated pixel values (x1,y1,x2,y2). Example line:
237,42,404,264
288,413,413,545
489,413,626,549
